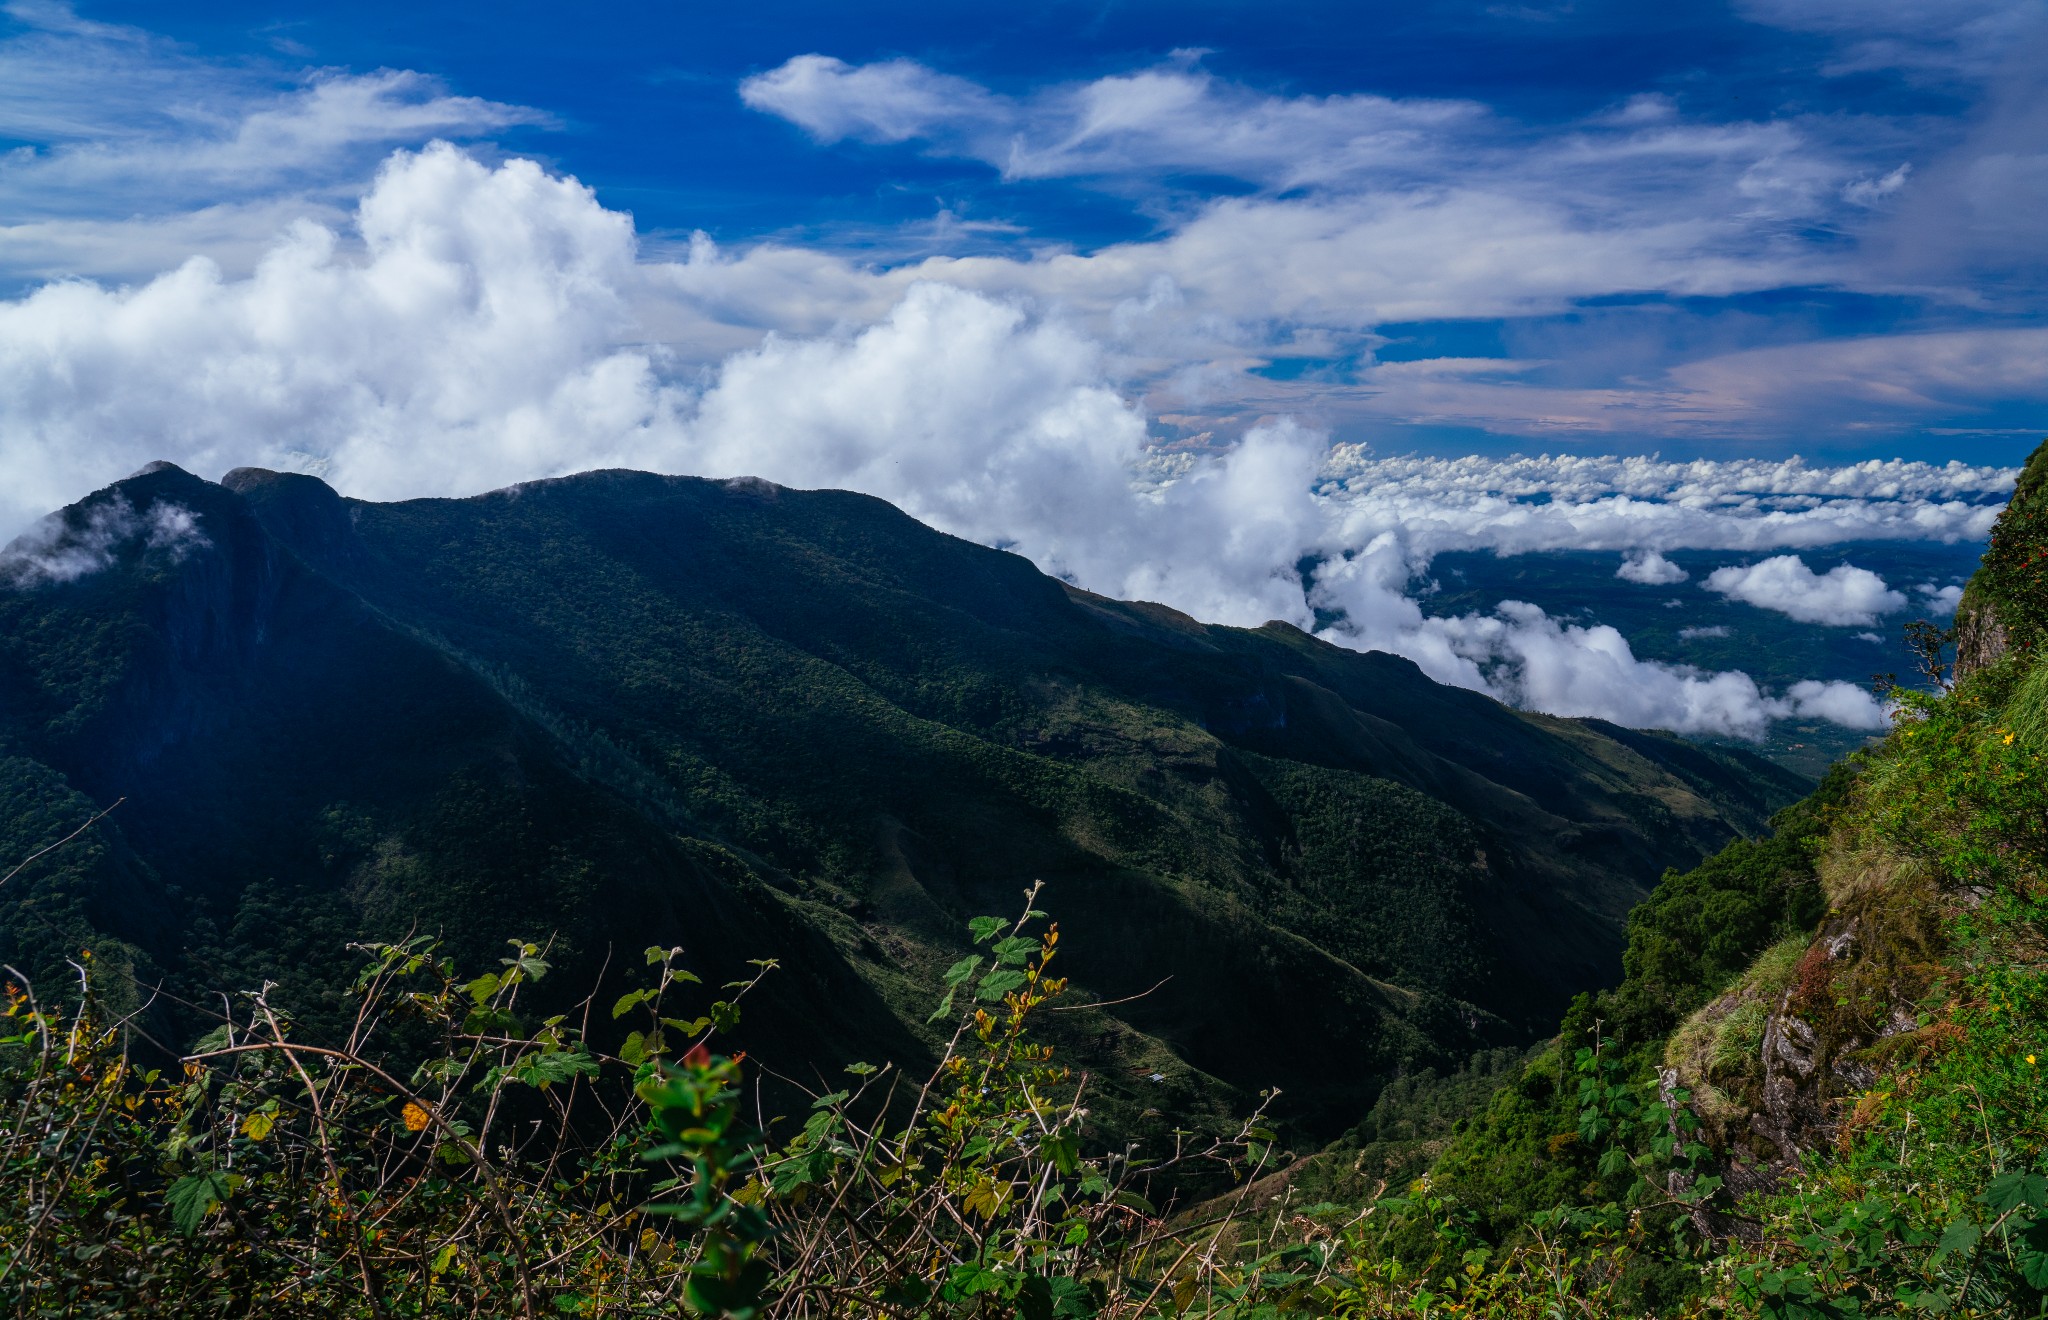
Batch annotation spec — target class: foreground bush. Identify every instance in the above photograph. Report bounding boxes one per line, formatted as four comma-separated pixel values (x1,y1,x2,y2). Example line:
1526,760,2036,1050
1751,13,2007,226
22,675,2044,1320
2,862,1708,1318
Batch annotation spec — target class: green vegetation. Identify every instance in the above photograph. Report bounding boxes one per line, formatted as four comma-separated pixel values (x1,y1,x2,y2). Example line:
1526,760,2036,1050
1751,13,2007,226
1296,439,2048,1316
0,462,1799,1148
20,445,2048,1315
3,892,1294,1317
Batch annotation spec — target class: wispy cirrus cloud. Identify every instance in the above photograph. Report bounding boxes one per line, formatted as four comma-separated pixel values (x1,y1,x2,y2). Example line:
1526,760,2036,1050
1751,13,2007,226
741,52,1486,189
0,1,545,284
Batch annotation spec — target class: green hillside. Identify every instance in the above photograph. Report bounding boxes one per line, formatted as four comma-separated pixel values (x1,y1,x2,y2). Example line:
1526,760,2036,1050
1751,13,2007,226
1302,438,2048,1315
9,451,2046,1317
0,461,1798,1136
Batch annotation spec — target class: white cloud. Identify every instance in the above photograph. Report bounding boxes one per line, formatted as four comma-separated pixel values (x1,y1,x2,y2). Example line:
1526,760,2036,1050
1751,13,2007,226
1704,555,1910,625
723,47,2048,438
0,3,543,284
1679,625,1730,639
4,12,2043,450
743,53,1485,190
1778,678,1890,730
737,55,1005,146
1844,163,1912,206
1736,0,2043,79
1618,549,1688,584
0,491,207,585
1917,582,1965,615
1315,326,2048,442
0,144,1963,742
1306,589,1884,740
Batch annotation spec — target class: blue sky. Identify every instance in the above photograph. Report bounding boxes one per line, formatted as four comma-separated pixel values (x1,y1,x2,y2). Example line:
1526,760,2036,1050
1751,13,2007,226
4,0,2045,466
0,0,2041,738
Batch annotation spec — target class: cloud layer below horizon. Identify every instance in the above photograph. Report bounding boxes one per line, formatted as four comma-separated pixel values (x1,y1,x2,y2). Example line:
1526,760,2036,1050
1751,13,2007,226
0,144,2012,741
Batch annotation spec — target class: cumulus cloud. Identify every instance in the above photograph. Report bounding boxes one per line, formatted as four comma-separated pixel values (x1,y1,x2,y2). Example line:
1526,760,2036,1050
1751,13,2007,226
1679,625,1730,639
1304,589,1883,740
1618,550,1688,584
1704,555,1910,626
1778,679,1891,730
9,11,2047,449
1918,582,1965,615
0,144,1956,741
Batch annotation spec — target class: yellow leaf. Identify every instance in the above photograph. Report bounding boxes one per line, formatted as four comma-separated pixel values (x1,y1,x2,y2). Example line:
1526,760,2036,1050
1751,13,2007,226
963,1176,1009,1221
239,1108,275,1141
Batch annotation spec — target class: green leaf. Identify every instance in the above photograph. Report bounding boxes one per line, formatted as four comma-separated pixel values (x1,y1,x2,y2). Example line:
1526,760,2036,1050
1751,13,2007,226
620,1031,648,1066
708,1000,740,1033
612,990,649,1019
645,945,667,965
1932,1219,1980,1262
165,1171,229,1235
1984,1172,2048,1214
991,936,1037,967
968,916,1006,944
944,955,983,987
464,972,501,1005
190,1025,231,1054
927,987,958,1024
509,1049,601,1089
1111,1190,1156,1216
977,969,1028,1001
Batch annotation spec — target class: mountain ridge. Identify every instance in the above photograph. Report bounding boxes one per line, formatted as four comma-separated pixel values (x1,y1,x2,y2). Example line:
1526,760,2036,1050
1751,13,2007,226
0,461,1805,1133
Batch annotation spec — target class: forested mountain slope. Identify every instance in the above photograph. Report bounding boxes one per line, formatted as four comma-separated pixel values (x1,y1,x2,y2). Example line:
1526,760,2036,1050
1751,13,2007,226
0,462,1800,1132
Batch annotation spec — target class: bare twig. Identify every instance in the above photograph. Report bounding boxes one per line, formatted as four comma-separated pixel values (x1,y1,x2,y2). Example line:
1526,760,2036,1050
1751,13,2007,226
0,798,124,892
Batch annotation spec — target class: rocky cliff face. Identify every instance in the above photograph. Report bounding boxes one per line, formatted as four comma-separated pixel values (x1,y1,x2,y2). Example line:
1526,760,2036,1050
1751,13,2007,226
1953,593,2010,679
1662,841,1946,1238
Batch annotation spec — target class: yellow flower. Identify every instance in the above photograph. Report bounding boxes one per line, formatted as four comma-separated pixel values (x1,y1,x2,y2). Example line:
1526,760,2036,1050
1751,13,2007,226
401,1100,433,1132
2029,1055,2038,1067
2006,732,2017,745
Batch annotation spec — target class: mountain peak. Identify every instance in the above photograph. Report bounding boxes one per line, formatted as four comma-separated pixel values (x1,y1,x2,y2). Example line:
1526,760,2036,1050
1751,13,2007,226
221,468,362,566
125,460,191,480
